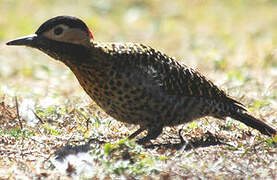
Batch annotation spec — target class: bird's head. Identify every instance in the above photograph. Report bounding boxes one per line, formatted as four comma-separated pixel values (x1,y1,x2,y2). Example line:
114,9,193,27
7,16,94,62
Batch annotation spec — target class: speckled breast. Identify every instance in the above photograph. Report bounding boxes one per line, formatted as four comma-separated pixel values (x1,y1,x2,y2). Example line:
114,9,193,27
67,63,160,126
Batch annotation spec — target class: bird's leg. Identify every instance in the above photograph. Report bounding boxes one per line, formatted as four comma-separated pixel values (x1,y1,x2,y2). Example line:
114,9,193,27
128,126,146,139
136,125,163,144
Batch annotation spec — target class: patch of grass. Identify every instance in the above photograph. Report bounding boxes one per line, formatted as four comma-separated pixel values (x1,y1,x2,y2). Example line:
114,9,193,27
248,99,270,112
227,69,249,84
188,122,198,129
95,139,161,176
265,135,277,147
1,128,35,139
36,106,65,119
42,124,61,136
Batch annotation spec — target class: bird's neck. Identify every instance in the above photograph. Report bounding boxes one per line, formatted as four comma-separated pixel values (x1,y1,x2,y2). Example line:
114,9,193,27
63,41,113,72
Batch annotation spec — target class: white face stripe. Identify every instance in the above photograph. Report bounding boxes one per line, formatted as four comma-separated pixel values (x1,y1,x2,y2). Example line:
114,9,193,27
42,24,92,47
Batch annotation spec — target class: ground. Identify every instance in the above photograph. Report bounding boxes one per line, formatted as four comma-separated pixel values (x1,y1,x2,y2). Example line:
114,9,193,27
0,0,276,179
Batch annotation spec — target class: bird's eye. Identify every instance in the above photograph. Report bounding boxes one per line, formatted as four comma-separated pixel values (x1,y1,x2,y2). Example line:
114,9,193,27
54,27,63,35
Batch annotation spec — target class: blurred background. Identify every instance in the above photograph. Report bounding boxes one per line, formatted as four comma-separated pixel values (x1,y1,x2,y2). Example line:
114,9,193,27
0,1,277,178
0,0,276,106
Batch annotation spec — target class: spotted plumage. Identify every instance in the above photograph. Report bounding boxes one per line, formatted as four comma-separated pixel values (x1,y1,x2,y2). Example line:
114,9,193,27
7,16,276,144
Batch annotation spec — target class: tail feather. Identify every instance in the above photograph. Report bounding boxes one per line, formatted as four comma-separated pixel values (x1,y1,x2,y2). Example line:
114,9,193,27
230,111,276,137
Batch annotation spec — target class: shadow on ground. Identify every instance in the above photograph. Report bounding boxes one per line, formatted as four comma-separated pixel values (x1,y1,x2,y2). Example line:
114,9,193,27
54,131,230,161
144,131,229,150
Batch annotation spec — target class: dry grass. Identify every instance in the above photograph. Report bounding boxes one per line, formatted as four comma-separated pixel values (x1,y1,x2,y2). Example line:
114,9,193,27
0,0,277,179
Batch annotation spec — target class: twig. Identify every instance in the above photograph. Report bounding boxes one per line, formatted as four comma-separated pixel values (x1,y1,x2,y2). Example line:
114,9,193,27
86,117,90,132
15,96,23,129
31,109,44,124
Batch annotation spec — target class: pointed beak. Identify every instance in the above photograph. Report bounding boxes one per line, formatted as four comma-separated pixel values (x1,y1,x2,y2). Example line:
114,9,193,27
6,34,37,46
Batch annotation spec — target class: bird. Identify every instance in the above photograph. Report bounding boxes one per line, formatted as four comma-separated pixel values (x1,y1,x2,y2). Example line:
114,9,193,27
7,16,276,144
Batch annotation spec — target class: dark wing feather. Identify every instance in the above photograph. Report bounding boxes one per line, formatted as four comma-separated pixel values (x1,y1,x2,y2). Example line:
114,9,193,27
94,42,246,109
